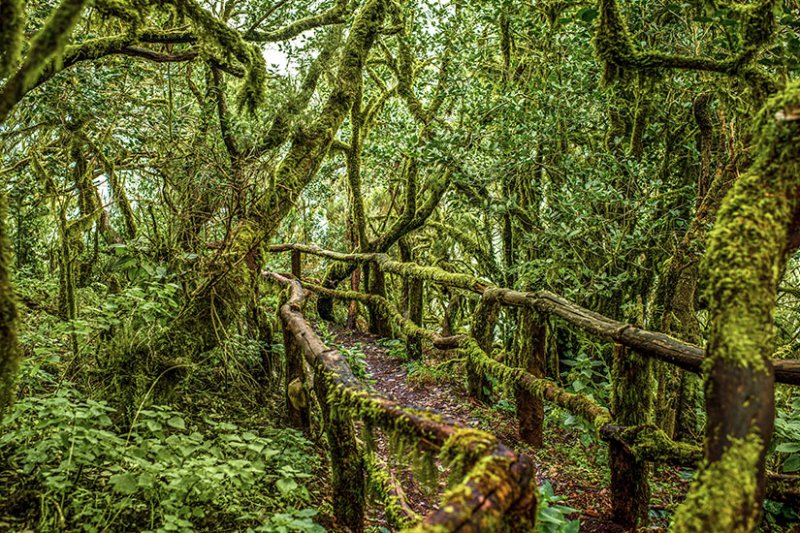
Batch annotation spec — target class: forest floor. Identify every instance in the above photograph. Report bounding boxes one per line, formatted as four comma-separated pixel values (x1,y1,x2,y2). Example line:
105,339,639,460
326,325,692,532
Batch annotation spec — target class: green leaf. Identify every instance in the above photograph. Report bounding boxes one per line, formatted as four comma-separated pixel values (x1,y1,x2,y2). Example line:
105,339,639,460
167,416,186,430
276,478,298,495
578,8,598,23
783,454,800,473
109,472,138,494
775,442,800,453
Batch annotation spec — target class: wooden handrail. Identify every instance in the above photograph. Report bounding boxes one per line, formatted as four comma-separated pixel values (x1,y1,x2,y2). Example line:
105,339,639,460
263,271,538,531
266,243,800,385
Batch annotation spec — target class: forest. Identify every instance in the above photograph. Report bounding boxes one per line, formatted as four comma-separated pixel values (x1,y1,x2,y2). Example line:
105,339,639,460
0,0,799,531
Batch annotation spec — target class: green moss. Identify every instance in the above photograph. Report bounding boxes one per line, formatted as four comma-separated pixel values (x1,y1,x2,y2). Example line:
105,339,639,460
674,80,800,531
426,451,535,532
610,424,702,464
440,428,497,485
256,0,387,238
671,434,763,532
593,0,774,80
0,0,25,78
364,451,420,529
460,337,610,429
701,81,800,371
21,0,89,89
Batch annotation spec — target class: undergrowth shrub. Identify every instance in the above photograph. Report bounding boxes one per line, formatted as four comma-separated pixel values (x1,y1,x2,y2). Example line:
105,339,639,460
0,386,323,532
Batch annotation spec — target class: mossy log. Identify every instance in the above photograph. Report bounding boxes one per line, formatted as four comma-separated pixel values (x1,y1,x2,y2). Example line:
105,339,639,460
263,271,538,530
300,281,463,350
266,243,800,385
600,424,702,466
460,338,610,428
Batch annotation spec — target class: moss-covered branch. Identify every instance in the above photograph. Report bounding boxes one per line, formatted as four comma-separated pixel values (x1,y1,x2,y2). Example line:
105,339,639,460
0,0,25,78
255,0,387,237
300,280,463,350
244,0,350,42
255,29,342,154
593,0,775,83
0,0,90,122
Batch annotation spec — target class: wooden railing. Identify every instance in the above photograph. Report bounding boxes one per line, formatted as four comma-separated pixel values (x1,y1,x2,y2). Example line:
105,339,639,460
265,272,537,532
264,243,800,530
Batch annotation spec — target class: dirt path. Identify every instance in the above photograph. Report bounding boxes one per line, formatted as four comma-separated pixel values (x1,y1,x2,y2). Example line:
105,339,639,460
327,325,687,532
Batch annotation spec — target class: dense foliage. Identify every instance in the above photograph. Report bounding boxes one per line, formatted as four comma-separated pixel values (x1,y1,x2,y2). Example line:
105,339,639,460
1,0,799,531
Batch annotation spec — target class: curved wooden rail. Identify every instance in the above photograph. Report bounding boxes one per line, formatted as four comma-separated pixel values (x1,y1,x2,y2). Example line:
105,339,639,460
266,243,800,385
263,271,538,531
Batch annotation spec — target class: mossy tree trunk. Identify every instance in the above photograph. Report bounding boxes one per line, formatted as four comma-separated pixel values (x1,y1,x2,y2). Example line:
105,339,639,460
367,263,392,338
672,82,800,532
610,344,652,529
256,0,387,242
0,195,19,421
656,93,732,441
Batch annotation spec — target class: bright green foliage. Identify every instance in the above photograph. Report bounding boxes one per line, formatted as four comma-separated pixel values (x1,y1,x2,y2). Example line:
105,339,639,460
19,0,90,89
0,387,322,532
0,0,799,530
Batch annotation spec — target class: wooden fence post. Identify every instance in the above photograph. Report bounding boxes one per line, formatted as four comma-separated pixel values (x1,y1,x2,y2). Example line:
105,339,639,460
367,261,392,337
406,277,423,359
283,325,310,432
610,343,652,528
468,297,499,403
291,249,302,278
315,379,365,532
515,309,546,447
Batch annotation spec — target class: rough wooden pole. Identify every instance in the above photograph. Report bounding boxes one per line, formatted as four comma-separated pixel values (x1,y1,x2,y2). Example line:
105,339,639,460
609,343,652,528
406,277,424,359
672,82,800,532
468,297,498,403
0,195,19,421
346,267,361,329
283,324,309,431
367,261,392,337
291,249,302,279
516,309,546,447
315,378,365,533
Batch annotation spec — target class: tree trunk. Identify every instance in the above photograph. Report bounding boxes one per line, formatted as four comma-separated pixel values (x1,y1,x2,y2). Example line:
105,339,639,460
672,82,800,532
0,196,19,421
